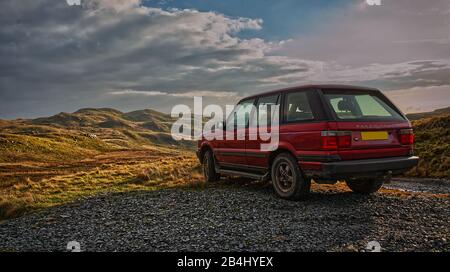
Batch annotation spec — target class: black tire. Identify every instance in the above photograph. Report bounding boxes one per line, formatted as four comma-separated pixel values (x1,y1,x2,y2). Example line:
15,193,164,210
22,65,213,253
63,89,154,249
345,178,384,194
202,150,220,182
271,153,311,200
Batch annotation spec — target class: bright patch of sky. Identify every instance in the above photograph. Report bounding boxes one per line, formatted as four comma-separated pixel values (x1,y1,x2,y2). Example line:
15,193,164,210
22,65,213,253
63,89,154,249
143,0,351,40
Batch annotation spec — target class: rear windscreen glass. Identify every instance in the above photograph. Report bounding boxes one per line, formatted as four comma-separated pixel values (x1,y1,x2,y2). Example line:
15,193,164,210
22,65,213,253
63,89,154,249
323,91,404,121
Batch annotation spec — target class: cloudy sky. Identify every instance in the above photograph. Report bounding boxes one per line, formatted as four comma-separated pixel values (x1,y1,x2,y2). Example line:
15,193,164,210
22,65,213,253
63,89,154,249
1,0,450,119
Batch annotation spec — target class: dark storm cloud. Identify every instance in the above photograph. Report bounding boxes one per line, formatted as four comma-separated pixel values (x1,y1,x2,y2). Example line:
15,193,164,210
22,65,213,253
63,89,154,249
0,0,449,118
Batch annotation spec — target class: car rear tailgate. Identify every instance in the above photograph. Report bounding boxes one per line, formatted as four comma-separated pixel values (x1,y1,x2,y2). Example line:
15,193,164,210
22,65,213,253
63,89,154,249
328,121,413,160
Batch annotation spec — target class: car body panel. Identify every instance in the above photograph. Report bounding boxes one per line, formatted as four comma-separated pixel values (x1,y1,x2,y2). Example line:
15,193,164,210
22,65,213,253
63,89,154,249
197,85,418,180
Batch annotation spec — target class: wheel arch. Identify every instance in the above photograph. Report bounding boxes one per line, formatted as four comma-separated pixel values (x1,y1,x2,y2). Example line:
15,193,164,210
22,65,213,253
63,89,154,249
267,146,298,170
199,143,214,164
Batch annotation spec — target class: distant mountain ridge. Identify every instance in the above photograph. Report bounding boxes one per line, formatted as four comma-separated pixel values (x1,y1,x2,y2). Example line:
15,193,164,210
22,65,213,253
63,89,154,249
0,108,190,163
29,108,174,132
406,107,450,121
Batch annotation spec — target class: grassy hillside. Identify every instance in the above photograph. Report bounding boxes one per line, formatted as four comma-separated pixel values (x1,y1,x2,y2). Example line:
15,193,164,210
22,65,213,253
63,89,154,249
0,108,199,220
0,150,202,221
0,133,111,163
0,108,193,163
406,107,450,121
407,112,450,178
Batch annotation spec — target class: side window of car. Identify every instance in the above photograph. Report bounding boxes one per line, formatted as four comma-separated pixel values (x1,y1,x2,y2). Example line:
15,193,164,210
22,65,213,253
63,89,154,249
227,99,256,129
284,91,315,123
256,94,279,127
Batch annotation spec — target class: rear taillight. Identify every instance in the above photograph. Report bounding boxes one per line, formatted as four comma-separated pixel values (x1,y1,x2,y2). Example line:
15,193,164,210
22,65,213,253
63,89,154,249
399,129,414,145
321,131,352,149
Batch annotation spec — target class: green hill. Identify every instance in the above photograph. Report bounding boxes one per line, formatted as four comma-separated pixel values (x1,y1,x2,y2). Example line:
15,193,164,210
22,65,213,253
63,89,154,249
0,108,192,163
407,108,450,178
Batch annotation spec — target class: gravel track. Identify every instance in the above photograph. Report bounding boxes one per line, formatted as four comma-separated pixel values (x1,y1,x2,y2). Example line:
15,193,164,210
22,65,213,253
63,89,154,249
386,178,450,194
0,181,448,252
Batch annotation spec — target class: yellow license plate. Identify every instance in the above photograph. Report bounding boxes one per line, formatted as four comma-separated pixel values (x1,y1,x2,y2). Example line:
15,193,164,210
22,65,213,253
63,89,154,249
361,131,389,141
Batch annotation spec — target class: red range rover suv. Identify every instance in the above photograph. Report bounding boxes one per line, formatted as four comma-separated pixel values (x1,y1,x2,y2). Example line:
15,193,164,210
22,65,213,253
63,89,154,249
197,85,419,200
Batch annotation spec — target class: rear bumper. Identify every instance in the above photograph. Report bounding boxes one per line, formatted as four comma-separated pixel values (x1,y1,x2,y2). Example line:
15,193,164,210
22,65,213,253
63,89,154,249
305,156,419,179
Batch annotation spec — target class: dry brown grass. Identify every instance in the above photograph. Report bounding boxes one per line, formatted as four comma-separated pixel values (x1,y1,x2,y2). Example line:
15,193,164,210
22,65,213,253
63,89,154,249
0,149,203,221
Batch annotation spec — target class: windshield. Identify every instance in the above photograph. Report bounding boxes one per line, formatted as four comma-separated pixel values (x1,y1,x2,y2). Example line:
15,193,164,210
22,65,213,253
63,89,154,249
323,90,404,121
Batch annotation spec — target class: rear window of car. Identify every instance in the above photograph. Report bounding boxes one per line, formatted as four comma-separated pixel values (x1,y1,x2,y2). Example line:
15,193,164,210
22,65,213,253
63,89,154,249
323,90,404,121
284,91,315,122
